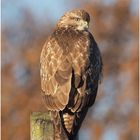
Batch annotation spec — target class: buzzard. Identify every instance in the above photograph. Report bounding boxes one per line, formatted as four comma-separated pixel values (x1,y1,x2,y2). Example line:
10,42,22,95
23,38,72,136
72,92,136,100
40,9,102,140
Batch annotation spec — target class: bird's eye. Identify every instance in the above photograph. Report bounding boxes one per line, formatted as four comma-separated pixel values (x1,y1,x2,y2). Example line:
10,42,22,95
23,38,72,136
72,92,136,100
75,17,80,21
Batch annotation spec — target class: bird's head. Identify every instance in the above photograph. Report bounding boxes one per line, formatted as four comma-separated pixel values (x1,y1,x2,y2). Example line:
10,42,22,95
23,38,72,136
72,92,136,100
57,9,90,31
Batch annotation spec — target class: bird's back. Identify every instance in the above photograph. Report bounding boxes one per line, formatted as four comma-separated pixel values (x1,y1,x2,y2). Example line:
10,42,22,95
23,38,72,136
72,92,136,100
40,27,102,139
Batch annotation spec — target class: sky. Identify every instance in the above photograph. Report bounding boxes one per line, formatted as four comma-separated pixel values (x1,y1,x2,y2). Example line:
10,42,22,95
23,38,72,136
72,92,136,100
2,0,85,26
2,0,138,27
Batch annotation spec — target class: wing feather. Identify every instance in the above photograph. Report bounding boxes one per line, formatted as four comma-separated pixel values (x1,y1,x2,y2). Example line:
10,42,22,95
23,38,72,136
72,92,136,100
40,37,72,110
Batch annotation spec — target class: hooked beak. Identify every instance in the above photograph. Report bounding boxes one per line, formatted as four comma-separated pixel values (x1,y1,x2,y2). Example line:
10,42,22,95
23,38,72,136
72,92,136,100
83,21,89,30
77,20,89,31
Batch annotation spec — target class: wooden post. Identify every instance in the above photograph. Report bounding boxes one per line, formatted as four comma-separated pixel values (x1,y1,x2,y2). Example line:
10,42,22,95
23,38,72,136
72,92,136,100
30,112,54,140
30,112,72,140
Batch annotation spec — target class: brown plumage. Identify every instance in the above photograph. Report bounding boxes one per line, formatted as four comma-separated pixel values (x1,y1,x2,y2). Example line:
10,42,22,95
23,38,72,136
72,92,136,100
40,9,102,140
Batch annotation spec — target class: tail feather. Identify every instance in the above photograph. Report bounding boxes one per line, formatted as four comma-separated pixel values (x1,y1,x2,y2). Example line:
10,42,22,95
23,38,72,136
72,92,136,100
51,111,68,140
63,113,75,133
59,108,88,140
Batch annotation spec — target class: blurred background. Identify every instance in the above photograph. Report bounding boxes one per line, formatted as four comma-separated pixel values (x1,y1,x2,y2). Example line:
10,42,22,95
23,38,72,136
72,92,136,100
2,0,139,140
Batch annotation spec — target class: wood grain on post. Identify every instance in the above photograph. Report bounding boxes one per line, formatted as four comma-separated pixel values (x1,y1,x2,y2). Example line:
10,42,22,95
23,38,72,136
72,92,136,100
30,112,72,140
30,112,54,140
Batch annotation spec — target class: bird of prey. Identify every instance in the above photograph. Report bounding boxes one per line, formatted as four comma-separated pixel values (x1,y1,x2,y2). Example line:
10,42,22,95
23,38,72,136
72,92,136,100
40,9,102,140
